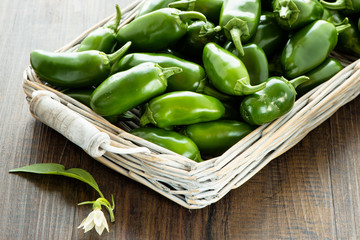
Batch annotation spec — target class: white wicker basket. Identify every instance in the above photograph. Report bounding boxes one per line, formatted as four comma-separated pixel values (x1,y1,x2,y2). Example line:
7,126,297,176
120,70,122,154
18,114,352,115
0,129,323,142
23,0,360,209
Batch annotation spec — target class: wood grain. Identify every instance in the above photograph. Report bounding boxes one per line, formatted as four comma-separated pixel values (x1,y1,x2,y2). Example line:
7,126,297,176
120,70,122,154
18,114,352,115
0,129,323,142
1,0,360,239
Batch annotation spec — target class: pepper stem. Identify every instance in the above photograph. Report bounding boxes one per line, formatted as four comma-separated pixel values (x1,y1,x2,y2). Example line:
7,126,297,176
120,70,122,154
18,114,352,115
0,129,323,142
234,78,266,95
273,0,300,26
223,18,249,57
319,0,348,10
140,104,156,127
104,4,122,31
327,16,348,26
159,66,183,79
335,21,351,34
288,76,310,89
177,11,207,23
168,0,196,11
107,41,132,65
199,24,222,38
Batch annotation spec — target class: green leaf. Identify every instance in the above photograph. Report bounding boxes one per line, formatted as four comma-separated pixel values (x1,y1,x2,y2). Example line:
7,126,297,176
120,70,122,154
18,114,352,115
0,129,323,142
9,163,103,198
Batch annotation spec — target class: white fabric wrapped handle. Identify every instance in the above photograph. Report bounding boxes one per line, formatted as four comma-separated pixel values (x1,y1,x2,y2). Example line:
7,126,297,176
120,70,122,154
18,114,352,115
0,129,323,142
29,90,150,157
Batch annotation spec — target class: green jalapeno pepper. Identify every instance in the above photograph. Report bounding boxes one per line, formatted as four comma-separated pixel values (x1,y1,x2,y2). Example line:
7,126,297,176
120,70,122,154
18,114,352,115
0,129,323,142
219,0,261,56
172,20,222,61
130,127,202,162
62,88,135,124
203,42,266,96
90,62,182,116
30,41,131,88
248,12,288,58
62,88,94,107
182,120,254,156
77,5,121,53
296,58,343,96
169,0,224,24
336,19,360,57
281,20,349,78
240,76,309,125
136,0,179,18
320,0,360,14
224,42,269,86
200,82,236,102
272,0,324,30
111,52,206,92
140,91,225,129
116,8,207,52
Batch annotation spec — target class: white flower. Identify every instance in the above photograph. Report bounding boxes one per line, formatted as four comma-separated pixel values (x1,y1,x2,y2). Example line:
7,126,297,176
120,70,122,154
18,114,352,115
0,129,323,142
78,208,109,235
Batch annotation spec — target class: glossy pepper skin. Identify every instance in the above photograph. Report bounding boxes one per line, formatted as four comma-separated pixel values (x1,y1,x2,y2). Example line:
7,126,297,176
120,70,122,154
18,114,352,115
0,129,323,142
272,0,324,30
248,12,288,57
224,42,269,86
30,41,131,88
240,76,309,125
140,91,225,129
168,0,224,24
296,58,343,96
116,8,207,52
172,20,222,62
136,0,179,18
182,120,254,156
336,19,360,57
90,62,181,116
203,42,266,96
77,4,121,53
281,20,348,78
219,0,261,56
130,127,202,162
320,0,360,14
111,52,206,92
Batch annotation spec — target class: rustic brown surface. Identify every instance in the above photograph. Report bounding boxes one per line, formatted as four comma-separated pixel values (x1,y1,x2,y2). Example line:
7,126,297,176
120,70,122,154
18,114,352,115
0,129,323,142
1,0,360,239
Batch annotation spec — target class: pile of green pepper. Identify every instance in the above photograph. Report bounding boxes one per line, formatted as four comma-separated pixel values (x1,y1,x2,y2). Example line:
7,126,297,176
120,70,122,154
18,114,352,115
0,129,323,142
30,0,359,161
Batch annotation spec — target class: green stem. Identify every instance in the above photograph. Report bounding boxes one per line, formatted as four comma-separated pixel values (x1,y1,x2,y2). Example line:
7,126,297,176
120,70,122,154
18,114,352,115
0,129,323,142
335,22,351,34
78,200,95,206
168,0,196,11
104,4,122,30
139,104,156,127
159,66,183,79
230,28,245,57
177,11,207,23
107,41,132,65
274,0,300,26
199,25,222,37
234,78,266,95
278,6,292,18
223,18,249,57
320,0,347,10
288,76,310,89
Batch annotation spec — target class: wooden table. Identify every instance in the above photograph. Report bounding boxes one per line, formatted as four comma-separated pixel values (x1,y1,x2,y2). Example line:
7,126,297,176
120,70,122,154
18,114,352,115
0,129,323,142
1,0,360,239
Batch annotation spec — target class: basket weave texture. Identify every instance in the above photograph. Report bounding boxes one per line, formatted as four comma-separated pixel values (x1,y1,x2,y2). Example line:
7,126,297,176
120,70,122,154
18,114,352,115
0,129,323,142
23,0,360,209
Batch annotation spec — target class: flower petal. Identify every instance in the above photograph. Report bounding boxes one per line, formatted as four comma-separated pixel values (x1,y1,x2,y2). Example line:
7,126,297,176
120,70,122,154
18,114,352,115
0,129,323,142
93,210,105,226
77,218,87,229
102,219,109,232
84,221,95,233
95,224,105,235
